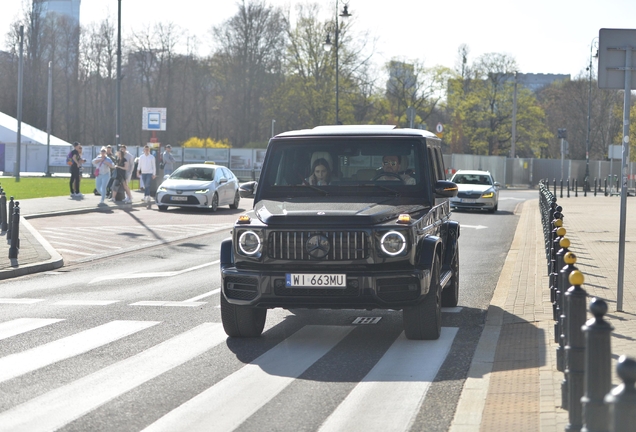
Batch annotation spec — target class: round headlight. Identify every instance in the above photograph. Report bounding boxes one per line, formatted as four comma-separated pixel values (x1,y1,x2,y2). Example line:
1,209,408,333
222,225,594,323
380,231,406,256
238,230,261,256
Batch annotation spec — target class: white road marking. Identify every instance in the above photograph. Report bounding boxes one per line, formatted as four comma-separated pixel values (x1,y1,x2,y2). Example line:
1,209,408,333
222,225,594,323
53,300,120,306
88,260,219,284
0,320,158,383
142,325,354,432
0,323,225,432
319,328,459,432
129,301,206,307
0,318,64,341
184,289,220,302
56,248,95,256
0,298,46,305
461,224,488,230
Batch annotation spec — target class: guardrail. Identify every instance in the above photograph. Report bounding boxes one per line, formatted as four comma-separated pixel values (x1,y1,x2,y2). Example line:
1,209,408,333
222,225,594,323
539,179,636,431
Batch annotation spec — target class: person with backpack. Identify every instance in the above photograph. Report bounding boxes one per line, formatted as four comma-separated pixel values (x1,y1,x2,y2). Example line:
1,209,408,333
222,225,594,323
68,141,83,197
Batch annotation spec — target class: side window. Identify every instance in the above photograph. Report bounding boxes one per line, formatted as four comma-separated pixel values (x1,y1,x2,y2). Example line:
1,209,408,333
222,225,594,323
434,147,445,180
427,147,440,182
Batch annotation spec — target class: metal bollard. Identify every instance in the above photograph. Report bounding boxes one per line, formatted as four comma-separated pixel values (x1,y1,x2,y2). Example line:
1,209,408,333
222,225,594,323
7,196,14,241
581,298,612,432
0,189,6,232
575,179,578,197
552,229,567,321
604,179,608,196
565,270,587,430
568,178,571,198
594,178,598,197
557,249,576,372
554,178,557,196
605,356,636,432
8,202,20,259
561,179,564,198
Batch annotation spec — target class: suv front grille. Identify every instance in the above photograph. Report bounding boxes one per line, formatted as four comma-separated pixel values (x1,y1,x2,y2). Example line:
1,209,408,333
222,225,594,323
268,231,368,261
457,191,482,199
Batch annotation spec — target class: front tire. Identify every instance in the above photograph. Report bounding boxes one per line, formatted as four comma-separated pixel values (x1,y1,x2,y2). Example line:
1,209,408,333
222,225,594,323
210,193,219,212
229,191,240,209
157,205,168,212
220,294,266,338
442,247,459,307
403,255,442,340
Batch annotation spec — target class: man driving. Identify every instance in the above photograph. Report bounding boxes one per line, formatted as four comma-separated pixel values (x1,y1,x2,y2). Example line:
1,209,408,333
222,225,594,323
377,155,415,184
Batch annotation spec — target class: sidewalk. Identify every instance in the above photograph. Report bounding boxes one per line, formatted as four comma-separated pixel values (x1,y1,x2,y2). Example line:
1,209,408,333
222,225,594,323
0,192,635,431
0,190,149,280
452,195,636,431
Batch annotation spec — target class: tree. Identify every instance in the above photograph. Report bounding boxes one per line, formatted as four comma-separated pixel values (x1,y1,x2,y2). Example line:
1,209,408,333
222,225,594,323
211,0,286,146
445,52,550,156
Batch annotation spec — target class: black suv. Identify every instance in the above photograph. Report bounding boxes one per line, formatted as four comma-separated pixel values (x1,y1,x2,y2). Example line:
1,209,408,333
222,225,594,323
220,125,459,340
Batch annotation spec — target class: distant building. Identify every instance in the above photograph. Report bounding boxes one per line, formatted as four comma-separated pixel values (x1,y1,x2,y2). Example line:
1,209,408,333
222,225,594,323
35,0,81,25
386,61,417,97
507,73,570,93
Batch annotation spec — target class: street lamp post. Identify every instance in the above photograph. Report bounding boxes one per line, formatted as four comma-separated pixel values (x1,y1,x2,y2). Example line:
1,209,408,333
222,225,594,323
585,37,599,192
324,1,351,125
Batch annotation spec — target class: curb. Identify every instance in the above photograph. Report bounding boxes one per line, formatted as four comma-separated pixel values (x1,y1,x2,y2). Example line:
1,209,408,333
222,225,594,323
449,199,530,431
0,217,64,280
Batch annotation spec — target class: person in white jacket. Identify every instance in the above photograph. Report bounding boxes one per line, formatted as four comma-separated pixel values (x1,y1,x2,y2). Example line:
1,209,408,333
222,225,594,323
92,147,114,205
137,145,157,202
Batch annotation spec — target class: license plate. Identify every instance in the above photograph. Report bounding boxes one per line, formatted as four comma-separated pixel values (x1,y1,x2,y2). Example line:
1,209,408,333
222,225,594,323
461,198,476,203
171,196,188,201
286,273,347,288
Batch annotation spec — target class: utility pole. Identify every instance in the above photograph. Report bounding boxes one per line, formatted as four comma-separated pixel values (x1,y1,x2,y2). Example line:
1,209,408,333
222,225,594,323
510,72,518,158
116,0,122,147
16,25,24,182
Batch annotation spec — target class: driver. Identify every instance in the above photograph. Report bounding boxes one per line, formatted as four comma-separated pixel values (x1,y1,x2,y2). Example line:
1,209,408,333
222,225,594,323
377,155,415,184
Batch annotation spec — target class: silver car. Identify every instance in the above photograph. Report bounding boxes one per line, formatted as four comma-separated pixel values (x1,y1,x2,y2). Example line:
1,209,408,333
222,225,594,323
155,163,240,212
449,170,500,213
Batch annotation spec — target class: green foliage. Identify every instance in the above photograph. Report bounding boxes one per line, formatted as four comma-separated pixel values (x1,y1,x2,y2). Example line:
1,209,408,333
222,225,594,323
0,177,96,199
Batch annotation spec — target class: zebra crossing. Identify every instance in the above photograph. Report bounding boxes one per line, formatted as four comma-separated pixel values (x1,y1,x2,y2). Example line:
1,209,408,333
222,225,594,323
0,316,459,432
36,223,232,261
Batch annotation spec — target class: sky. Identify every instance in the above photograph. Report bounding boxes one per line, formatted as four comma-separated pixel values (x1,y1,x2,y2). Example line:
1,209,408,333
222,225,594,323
2,0,636,79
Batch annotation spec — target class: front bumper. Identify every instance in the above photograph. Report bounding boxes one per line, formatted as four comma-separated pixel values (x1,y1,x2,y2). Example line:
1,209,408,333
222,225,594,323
221,266,431,309
156,191,212,208
450,197,496,210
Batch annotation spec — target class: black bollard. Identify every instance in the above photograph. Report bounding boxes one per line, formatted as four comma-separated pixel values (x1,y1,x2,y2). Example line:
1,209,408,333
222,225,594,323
604,179,608,196
575,179,578,197
568,178,571,198
565,270,587,430
605,356,636,432
581,298,612,432
0,189,5,232
7,197,14,241
594,178,598,197
561,179,564,198
552,229,568,321
8,202,20,259
557,249,576,373
554,178,557,196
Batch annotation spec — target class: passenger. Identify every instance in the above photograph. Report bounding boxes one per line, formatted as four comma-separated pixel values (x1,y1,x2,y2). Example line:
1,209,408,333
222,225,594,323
306,158,332,186
377,155,415,185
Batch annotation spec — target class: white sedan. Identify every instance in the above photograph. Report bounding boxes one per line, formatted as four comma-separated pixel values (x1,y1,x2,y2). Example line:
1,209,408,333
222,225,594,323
155,163,240,212
449,169,500,213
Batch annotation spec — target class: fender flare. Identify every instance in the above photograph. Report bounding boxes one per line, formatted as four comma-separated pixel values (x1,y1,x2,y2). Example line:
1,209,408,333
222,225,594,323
416,235,442,271
220,238,234,269
443,221,460,268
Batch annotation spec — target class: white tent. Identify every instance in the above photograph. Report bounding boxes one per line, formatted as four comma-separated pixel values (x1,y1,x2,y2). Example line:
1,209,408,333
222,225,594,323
0,111,71,146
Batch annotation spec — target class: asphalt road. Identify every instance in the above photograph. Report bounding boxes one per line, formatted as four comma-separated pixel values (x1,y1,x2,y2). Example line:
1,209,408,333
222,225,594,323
0,189,535,431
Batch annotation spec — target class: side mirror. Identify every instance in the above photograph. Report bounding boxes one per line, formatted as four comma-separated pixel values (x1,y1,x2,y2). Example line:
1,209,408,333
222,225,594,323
240,181,257,198
494,182,501,188
434,180,458,198
219,177,228,184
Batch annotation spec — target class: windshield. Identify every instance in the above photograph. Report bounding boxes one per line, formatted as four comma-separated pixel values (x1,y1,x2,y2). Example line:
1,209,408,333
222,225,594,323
260,138,422,196
170,166,215,181
452,173,493,186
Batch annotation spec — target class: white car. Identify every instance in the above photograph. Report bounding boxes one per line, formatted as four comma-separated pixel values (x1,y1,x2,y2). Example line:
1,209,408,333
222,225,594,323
449,169,500,213
155,163,240,212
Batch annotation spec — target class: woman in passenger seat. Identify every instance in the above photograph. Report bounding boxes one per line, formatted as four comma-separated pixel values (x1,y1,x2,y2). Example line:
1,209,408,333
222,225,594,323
306,158,332,186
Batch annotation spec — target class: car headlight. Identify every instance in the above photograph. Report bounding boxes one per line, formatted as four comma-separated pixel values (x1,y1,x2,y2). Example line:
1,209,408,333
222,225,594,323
481,191,494,198
158,186,167,192
238,230,262,256
380,231,406,256
195,189,210,194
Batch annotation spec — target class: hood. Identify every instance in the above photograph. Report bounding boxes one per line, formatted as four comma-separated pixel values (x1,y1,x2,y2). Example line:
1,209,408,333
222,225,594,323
253,197,427,226
159,178,214,191
456,184,494,193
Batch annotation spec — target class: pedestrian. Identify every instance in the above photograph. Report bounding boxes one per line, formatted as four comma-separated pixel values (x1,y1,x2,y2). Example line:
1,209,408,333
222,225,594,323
120,145,135,189
92,147,114,205
161,145,176,175
110,147,133,204
105,145,117,198
68,142,80,197
137,144,156,203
